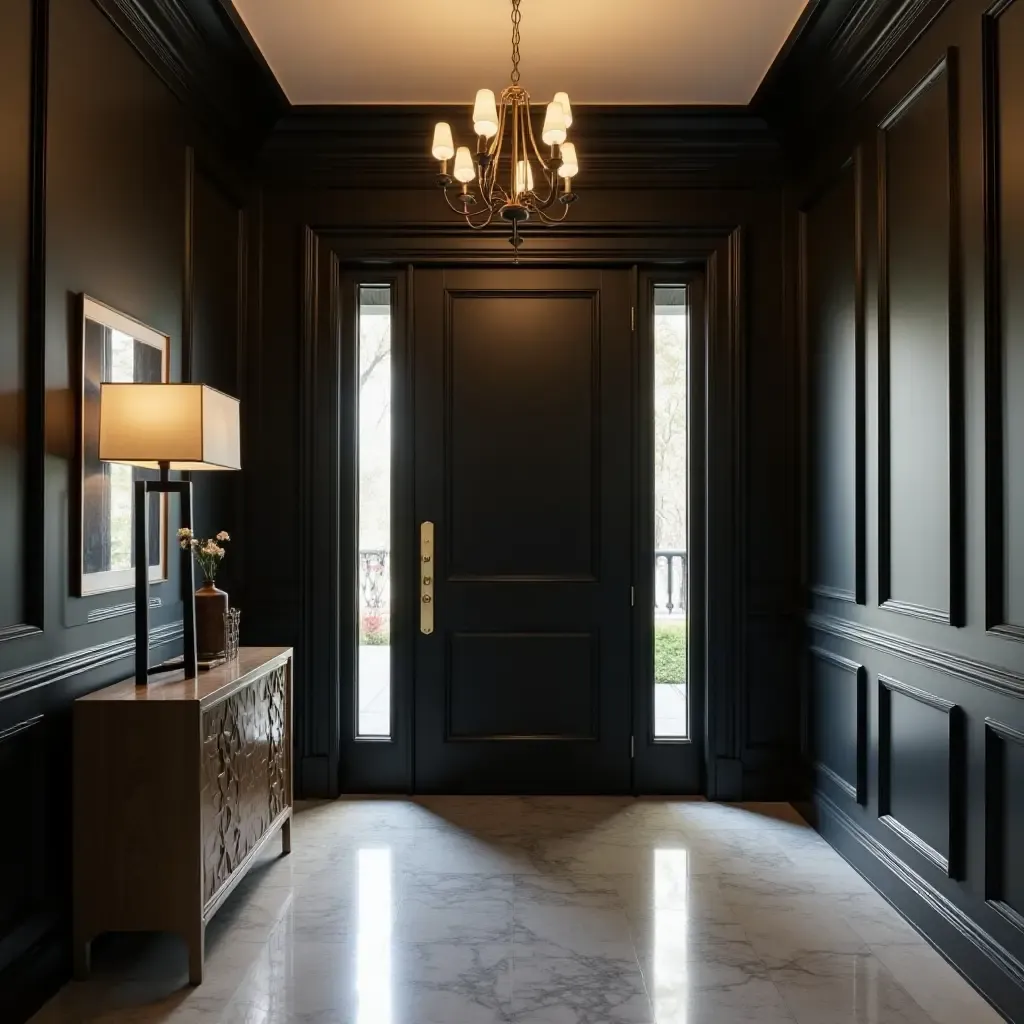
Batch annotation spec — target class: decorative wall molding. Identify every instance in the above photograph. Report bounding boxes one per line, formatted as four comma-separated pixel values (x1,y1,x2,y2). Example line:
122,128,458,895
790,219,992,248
92,0,286,151
260,106,784,190
86,596,161,624
982,0,1024,641
816,792,1024,1012
809,645,867,803
985,716,1024,935
878,673,964,877
756,0,955,140
876,50,964,626
0,621,183,703
807,611,1024,699
2,0,49,647
800,148,866,606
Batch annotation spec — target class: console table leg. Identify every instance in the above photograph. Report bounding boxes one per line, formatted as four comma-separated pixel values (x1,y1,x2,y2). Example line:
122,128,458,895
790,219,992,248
282,817,292,856
187,923,205,985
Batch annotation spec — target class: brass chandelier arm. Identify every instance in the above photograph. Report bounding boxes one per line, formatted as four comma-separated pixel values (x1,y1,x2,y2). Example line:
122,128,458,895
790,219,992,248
534,202,572,225
482,96,510,205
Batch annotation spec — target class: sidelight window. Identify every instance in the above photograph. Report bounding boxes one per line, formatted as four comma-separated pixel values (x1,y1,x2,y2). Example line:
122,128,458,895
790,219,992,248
653,286,689,739
357,286,393,738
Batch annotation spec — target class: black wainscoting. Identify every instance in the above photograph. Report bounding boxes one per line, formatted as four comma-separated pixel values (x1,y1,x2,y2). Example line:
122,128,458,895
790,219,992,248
0,0,256,1018
799,0,1024,1016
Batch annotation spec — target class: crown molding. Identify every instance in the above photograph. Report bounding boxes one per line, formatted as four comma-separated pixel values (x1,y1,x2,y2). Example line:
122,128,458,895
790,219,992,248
754,0,953,142
92,0,287,152
259,105,784,190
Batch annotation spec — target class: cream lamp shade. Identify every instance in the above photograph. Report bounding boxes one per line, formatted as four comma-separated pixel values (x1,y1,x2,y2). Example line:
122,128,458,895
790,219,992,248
98,383,241,471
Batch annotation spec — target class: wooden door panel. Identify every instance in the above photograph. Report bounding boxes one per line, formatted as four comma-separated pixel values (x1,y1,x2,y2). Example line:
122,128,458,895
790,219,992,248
447,632,596,740
447,292,597,580
414,267,632,793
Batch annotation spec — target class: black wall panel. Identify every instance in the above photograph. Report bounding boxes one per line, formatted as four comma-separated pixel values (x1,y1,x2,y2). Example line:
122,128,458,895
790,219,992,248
0,0,33,635
804,161,862,604
809,647,865,802
878,54,963,624
985,719,1024,933
0,0,253,1018
802,0,1024,1017
985,0,1024,637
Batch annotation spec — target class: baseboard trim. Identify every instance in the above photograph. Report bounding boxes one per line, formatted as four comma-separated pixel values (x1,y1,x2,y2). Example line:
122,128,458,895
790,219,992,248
816,792,1024,1022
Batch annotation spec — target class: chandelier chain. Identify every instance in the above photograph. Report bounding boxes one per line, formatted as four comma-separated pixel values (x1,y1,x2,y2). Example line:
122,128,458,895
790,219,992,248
510,0,521,85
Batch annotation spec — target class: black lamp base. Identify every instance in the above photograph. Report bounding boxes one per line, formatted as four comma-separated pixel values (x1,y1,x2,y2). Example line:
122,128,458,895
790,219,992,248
135,464,197,684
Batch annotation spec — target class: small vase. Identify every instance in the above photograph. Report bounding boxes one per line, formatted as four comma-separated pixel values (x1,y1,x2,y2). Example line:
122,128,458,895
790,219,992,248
195,580,229,660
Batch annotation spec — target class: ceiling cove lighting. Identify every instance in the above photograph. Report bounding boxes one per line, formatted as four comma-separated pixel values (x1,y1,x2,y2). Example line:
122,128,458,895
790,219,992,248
430,0,578,253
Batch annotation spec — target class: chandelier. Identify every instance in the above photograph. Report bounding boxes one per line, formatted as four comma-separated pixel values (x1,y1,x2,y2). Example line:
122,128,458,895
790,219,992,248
429,0,579,251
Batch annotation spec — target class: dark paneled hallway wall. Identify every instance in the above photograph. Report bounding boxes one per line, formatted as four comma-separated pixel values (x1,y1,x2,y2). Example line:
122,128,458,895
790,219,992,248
247,112,801,802
0,0,255,1018
800,0,1024,1016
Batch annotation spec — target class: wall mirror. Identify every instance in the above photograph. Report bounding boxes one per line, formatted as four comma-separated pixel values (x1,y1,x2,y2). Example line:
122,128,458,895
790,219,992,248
77,296,169,596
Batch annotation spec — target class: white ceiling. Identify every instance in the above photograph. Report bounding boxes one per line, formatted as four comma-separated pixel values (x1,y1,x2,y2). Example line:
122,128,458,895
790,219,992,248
232,0,810,106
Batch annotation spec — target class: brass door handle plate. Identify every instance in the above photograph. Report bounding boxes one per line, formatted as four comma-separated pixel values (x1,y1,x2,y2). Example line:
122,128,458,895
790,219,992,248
420,521,435,634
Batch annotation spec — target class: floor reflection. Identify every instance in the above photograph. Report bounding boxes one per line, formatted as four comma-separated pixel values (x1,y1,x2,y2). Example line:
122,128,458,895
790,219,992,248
653,848,690,1022
356,848,392,1024
28,798,1002,1024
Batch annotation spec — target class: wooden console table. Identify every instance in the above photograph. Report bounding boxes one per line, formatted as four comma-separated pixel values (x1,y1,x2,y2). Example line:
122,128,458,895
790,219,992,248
73,646,293,984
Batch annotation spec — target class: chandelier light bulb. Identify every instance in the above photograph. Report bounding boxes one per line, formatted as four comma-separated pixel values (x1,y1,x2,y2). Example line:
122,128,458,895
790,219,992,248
431,122,455,162
515,159,534,196
553,91,573,128
453,146,477,183
473,89,499,138
542,102,567,146
558,142,579,179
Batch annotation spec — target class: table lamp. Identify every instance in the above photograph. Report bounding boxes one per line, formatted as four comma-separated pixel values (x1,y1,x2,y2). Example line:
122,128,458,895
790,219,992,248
98,383,241,684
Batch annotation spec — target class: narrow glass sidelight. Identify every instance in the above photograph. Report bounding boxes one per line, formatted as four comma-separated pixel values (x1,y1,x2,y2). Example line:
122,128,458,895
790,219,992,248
653,286,689,739
357,286,392,738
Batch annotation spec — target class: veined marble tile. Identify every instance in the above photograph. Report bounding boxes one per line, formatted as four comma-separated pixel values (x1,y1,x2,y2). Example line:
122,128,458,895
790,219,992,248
514,904,638,963
821,891,924,946
396,904,512,944
770,950,936,1024
733,897,872,967
511,955,653,1024
400,870,515,911
30,798,1001,1024
641,954,795,1024
869,942,1006,1024
514,872,625,909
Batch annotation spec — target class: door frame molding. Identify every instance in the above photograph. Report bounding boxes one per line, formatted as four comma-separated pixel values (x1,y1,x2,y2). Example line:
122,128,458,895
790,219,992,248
298,222,746,800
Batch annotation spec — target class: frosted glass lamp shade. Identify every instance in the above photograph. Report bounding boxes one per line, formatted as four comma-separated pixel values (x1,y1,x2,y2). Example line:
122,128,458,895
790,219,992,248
473,89,499,138
558,142,579,178
431,122,455,161
98,383,241,471
453,146,476,183
553,91,573,128
514,159,534,196
542,101,567,146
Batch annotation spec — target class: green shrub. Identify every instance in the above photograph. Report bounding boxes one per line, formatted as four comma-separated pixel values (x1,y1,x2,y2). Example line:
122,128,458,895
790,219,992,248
654,621,687,684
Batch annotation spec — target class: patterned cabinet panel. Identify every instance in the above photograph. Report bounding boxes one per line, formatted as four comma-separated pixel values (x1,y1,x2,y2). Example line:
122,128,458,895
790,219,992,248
201,662,289,904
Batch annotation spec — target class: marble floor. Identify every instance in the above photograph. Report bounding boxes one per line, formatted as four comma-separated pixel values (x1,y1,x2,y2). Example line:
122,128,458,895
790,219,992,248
33,798,1004,1023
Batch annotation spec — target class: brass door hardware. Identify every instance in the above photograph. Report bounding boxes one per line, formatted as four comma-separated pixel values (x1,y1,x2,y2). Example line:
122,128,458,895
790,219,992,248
420,521,435,634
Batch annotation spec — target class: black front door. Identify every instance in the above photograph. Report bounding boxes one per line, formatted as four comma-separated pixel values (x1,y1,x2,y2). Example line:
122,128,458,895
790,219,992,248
412,268,633,792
